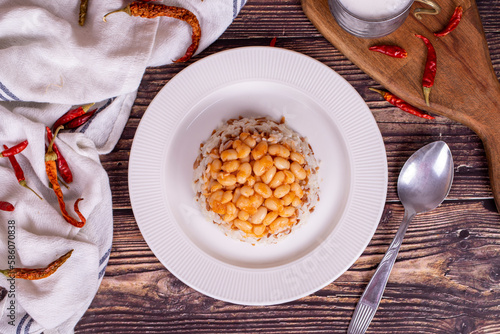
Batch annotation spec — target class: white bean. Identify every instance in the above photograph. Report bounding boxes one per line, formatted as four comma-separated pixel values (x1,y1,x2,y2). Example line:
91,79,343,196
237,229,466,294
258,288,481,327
290,161,306,180
274,184,291,199
237,163,252,184
261,166,277,184
251,206,267,225
274,157,290,170
290,152,305,165
221,149,238,161
268,144,290,158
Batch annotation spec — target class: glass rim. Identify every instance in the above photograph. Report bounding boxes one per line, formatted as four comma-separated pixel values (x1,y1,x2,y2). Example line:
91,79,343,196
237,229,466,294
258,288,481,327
333,0,414,23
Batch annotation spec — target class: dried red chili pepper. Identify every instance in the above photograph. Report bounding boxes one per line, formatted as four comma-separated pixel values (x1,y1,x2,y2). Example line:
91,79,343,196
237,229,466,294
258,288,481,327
0,140,28,158
270,37,277,47
52,103,94,131
64,109,96,129
0,201,14,212
46,127,73,184
415,34,437,106
103,2,201,62
370,88,435,120
3,145,43,200
0,250,73,280
434,6,463,37
46,127,86,228
369,45,407,58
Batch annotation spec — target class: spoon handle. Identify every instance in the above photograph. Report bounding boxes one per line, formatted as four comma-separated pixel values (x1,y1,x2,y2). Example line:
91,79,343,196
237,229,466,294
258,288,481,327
347,209,416,334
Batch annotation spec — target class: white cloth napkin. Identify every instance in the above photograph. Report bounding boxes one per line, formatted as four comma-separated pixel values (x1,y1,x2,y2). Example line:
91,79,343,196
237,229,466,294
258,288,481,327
0,0,246,333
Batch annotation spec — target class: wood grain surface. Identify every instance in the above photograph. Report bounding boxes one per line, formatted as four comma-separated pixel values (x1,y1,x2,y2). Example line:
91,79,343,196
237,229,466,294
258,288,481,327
75,0,500,333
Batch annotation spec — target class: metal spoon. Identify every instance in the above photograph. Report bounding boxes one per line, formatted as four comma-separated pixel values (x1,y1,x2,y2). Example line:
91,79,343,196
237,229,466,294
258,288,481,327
347,141,454,334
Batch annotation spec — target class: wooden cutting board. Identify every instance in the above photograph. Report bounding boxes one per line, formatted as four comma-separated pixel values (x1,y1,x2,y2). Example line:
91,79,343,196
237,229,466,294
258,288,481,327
302,0,500,211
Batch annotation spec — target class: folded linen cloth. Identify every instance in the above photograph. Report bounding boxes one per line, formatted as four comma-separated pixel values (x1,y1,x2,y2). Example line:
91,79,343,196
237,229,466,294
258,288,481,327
0,0,246,333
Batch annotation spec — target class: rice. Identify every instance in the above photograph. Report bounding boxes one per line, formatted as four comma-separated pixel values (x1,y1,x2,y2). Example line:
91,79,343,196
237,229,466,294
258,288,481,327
193,117,320,244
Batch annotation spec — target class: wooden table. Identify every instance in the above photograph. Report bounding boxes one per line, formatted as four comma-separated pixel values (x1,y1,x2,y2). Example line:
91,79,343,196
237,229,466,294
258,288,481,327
75,0,500,332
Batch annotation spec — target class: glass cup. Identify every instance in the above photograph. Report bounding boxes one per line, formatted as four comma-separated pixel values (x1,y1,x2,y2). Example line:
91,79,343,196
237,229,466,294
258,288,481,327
328,0,440,39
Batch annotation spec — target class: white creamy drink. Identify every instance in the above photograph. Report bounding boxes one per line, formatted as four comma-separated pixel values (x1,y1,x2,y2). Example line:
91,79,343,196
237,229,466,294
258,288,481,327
338,0,412,20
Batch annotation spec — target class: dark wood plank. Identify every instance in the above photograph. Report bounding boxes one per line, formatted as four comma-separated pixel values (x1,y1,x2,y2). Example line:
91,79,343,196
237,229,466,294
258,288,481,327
76,0,500,332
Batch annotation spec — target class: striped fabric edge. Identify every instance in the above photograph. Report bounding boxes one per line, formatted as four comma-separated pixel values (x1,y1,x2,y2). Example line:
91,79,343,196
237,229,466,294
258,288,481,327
0,81,20,101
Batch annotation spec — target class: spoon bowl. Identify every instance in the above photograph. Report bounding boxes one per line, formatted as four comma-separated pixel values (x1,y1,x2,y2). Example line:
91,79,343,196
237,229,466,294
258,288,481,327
398,141,454,214
348,141,454,334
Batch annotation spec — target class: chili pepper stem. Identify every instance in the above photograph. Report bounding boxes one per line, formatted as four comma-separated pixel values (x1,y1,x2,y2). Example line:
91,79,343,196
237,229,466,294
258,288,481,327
79,0,89,26
414,0,441,20
46,125,64,161
369,87,385,96
19,180,43,200
423,87,431,106
0,269,11,278
49,181,71,191
58,176,69,189
103,5,131,22
81,103,94,113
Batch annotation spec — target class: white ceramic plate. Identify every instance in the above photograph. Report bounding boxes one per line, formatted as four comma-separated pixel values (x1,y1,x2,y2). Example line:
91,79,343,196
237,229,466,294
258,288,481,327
129,47,387,305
